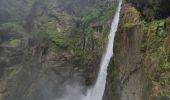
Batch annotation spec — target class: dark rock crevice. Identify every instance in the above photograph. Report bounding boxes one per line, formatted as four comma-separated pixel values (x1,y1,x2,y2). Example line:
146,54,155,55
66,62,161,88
126,0,170,20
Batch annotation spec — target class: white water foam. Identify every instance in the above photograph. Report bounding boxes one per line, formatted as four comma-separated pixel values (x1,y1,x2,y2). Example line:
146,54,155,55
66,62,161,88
56,1,122,100
84,0,122,100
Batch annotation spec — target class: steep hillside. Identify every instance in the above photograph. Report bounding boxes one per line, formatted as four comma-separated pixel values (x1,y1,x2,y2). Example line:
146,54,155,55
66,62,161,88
106,0,170,100
0,0,117,100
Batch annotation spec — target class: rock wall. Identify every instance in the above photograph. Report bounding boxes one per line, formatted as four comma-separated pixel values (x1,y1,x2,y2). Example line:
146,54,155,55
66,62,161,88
0,0,117,100
106,0,170,100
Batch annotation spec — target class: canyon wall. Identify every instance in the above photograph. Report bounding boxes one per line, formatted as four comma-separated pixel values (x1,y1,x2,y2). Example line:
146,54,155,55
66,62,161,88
106,0,170,100
0,0,117,100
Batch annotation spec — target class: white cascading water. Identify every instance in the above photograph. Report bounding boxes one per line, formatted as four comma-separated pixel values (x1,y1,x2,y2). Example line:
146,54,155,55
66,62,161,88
57,1,122,100
84,0,122,100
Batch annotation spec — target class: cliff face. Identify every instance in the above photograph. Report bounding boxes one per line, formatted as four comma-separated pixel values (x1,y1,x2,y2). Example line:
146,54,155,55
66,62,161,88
0,0,117,100
0,0,73,100
106,0,170,100
126,0,170,19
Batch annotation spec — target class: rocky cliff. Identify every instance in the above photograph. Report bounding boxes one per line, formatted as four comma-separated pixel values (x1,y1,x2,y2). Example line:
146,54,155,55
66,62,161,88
0,0,117,100
106,0,170,100
2,0,170,100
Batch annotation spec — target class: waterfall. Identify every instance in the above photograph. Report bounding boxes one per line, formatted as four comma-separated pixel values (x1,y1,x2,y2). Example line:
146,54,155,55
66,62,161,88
57,1,122,100
84,0,122,100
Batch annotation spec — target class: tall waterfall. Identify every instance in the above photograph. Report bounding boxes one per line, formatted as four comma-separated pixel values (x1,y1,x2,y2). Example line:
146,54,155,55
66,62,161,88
57,1,122,100
85,0,122,100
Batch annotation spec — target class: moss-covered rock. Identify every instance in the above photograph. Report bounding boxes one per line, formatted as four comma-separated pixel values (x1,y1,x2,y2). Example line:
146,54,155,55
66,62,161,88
106,3,170,100
46,22,65,46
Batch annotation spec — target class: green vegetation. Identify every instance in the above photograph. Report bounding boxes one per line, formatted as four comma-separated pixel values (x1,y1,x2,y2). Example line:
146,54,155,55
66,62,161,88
70,2,116,65
120,5,140,27
97,27,109,45
46,22,65,46
70,26,109,65
143,20,165,52
74,8,102,28
99,5,116,21
0,22,21,30
142,19,170,98
8,39,21,47
74,3,116,28
143,20,167,71
0,22,23,47
160,51,170,71
124,23,136,28
108,57,116,86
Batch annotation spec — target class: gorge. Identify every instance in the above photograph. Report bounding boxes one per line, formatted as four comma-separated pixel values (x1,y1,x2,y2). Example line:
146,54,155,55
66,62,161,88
0,0,170,100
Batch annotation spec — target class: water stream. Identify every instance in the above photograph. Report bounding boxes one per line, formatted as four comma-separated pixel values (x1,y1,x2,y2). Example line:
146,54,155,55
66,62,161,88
57,1,122,100
84,0,122,100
